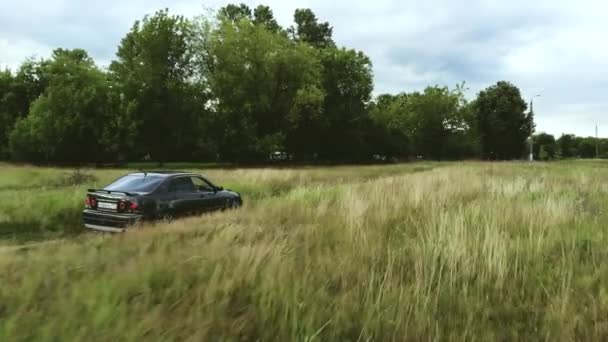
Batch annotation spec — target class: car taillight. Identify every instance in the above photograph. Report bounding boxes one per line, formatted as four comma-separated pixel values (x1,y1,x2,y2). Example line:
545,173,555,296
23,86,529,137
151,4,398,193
87,196,97,209
117,200,139,213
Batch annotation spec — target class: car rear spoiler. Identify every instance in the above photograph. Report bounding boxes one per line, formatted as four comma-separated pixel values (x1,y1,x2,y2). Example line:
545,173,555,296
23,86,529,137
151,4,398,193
87,189,138,196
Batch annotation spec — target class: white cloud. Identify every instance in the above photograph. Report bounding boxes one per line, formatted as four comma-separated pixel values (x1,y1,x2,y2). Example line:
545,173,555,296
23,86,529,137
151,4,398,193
0,34,54,70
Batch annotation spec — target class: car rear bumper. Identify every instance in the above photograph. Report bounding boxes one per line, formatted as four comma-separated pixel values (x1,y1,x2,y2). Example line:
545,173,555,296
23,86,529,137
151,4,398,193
82,209,142,232
84,224,128,233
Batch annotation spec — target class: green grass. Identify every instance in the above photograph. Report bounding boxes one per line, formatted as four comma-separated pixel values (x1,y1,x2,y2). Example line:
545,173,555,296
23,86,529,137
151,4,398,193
1,161,608,340
0,162,437,242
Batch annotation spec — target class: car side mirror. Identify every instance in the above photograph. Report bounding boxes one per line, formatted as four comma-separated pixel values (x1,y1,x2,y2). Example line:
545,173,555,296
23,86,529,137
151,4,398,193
216,186,224,191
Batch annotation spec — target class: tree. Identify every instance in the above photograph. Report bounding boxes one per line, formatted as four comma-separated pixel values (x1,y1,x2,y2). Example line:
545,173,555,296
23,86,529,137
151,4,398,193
110,9,210,162
3,4,558,165
218,3,252,23
532,132,556,160
473,81,529,160
573,137,597,158
12,59,50,117
0,60,50,158
253,5,281,33
599,138,608,158
0,70,15,158
370,84,476,160
406,85,472,160
317,48,373,161
291,9,335,49
368,94,409,159
539,145,549,161
366,97,410,160
557,134,576,158
9,49,110,163
206,16,324,162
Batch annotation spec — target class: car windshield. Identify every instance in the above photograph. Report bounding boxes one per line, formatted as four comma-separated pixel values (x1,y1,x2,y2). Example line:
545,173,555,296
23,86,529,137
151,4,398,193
104,175,165,193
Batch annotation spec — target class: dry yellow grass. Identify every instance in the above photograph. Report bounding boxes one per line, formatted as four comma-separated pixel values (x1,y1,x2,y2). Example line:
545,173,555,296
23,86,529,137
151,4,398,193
1,161,607,340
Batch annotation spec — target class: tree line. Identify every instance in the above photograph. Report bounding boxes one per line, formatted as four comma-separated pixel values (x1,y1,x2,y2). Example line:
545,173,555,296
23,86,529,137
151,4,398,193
0,4,594,164
530,133,607,160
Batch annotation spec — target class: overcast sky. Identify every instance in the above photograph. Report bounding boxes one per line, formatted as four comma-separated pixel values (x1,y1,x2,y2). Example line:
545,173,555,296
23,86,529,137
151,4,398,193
1,0,606,137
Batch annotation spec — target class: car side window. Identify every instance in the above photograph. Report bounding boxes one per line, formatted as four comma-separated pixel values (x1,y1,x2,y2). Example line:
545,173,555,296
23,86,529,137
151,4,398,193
169,177,195,193
191,177,215,192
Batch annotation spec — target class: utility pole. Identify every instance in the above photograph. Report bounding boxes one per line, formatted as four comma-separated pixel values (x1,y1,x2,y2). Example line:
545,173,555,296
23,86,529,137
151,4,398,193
529,137,534,161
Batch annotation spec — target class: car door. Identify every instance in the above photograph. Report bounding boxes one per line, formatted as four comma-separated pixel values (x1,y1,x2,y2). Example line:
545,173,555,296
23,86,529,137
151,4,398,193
167,177,198,216
201,177,225,210
190,176,218,212
155,181,173,217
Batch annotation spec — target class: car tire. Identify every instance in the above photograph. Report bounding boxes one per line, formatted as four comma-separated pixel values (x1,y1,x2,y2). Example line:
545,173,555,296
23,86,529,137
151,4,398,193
130,218,143,230
224,198,240,210
161,213,176,223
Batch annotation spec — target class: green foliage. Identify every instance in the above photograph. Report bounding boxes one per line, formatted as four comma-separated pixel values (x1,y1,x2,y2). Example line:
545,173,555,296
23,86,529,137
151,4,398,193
365,116,410,159
10,58,50,118
533,132,557,160
557,134,577,158
207,16,324,161
9,49,110,163
539,145,549,160
291,8,335,48
0,166,118,241
253,5,281,33
0,60,49,158
474,81,530,159
318,48,373,161
0,70,14,158
406,85,470,159
218,3,253,23
579,138,597,158
4,4,600,164
110,9,210,162
53,169,97,187
370,84,477,160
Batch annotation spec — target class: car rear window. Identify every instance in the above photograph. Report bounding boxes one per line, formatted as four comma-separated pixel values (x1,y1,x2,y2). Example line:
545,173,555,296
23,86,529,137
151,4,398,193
104,175,165,193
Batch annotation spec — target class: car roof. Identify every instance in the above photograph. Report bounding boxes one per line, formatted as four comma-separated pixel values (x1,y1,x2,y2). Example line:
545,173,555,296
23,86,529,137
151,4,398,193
128,171,200,178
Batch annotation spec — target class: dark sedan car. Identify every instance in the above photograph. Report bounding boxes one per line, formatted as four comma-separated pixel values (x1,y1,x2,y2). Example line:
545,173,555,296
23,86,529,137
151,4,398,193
83,171,242,232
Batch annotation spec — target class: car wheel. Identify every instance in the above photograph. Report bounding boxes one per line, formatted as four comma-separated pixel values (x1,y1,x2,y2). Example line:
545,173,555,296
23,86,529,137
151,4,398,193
130,218,143,230
225,198,240,210
161,213,175,223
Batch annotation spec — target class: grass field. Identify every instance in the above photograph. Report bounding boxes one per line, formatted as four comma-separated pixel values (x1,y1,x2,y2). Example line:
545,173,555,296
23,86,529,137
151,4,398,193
1,161,607,340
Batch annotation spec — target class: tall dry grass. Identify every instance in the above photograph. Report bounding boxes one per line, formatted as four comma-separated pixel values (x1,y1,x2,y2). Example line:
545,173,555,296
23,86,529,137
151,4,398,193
1,162,608,340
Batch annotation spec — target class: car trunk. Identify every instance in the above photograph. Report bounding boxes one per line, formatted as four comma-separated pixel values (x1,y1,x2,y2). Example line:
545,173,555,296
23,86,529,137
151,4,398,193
83,190,142,230
92,193,123,212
